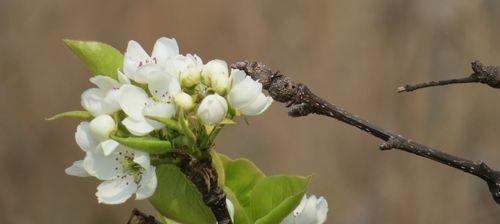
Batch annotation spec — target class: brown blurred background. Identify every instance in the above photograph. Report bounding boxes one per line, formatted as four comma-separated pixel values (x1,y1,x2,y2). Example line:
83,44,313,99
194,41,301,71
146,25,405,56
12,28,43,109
1,0,500,223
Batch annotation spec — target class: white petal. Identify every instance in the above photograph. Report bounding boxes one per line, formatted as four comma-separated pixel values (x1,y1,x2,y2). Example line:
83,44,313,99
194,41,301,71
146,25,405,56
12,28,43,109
75,122,98,152
117,69,131,85
227,77,262,109
119,85,148,120
135,166,157,200
125,40,150,61
65,160,90,177
100,139,119,156
295,195,321,224
81,88,105,116
226,198,235,222
144,102,176,119
96,177,137,204
122,117,154,136
281,195,307,224
238,94,273,116
83,150,120,180
124,40,149,76
152,37,179,64
90,76,120,92
230,69,247,87
147,72,182,100
316,197,328,224
102,89,121,114
133,150,150,169
132,63,164,84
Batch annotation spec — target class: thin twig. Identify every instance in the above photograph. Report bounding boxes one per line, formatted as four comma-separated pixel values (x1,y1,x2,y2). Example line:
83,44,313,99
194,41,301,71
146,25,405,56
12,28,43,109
397,60,500,92
232,60,500,204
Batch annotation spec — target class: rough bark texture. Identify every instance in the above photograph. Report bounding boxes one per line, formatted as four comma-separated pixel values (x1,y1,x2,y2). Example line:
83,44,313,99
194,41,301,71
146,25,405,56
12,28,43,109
128,154,232,224
126,209,162,224
179,155,232,224
398,61,500,92
232,60,500,204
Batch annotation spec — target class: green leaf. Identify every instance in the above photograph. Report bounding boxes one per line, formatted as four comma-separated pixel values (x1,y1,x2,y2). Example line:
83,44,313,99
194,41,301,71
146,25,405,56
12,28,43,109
159,215,182,224
249,175,311,223
146,116,181,132
64,39,123,79
218,153,265,209
210,150,225,186
254,190,305,224
110,134,171,154
224,187,252,224
150,164,216,224
46,111,93,121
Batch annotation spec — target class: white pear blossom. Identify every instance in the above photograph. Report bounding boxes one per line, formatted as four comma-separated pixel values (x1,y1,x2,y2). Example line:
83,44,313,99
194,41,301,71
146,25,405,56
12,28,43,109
281,195,328,224
64,121,106,177
119,71,180,136
81,74,129,116
202,59,230,94
164,54,204,87
197,94,228,125
83,145,157,204
227,69,273,116
123,37,179,83
174,92,194,111
66,121,156,204
65,120,120,178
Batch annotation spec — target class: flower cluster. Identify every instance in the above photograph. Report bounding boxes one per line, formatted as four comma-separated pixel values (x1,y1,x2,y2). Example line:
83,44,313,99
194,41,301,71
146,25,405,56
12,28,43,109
65,37,273,204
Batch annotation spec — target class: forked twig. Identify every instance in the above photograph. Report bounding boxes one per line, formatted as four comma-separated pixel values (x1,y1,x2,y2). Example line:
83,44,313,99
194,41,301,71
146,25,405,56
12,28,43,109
397,61,500,92
232,60,500,204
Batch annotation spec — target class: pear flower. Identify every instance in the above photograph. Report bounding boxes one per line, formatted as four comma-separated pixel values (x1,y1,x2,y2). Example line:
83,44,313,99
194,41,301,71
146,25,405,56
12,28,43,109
123,37,179,83
65,121,156,204
81,74,129,116
65,119,119,177
165,54,204,87
201,59,230,95
119,72,181,136
281,195,328,224
227,69,273,116
85,145,157,204
197,94,228,125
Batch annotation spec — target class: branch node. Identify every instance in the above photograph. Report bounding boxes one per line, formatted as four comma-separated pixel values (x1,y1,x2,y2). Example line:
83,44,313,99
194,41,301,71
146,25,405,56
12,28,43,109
379,136,405,150
471,60,500,88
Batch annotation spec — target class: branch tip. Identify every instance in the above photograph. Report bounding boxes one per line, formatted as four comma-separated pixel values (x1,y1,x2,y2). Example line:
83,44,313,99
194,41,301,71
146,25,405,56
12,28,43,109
238,60,500,205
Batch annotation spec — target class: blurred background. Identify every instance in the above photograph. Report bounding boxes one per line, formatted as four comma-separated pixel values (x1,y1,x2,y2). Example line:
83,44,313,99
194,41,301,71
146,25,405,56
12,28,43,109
1,0,500,223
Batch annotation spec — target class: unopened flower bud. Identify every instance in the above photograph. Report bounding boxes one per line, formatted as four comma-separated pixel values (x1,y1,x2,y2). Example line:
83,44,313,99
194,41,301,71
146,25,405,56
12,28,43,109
227,69,273,116
202,59,229,94
174,92,194,111
89,114,115,140
197,94,228,125
180,67,201,88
